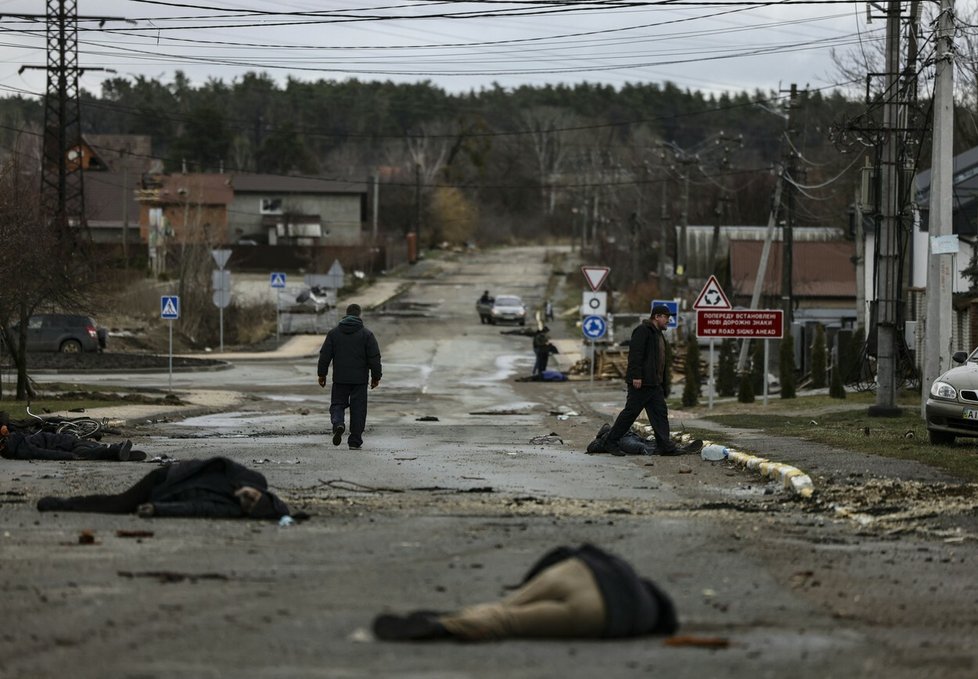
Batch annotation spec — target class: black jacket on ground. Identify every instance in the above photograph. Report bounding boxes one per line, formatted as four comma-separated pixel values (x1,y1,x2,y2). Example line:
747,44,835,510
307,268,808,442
521,544,678,637
150,457,291,519
2,431,109,460
625,319,668,386
318,315,382,384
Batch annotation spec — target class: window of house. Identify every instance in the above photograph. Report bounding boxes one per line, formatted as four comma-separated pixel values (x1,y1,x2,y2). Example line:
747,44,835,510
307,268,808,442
260,198,283,214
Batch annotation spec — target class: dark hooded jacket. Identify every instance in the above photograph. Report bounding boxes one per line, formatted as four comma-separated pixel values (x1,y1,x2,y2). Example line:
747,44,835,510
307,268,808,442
521,544,678,638
625,318,668,387
2,430,111,460
317,315,382,385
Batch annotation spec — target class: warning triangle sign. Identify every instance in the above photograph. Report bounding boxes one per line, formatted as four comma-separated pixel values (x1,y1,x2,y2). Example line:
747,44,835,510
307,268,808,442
581,266,610,291
692,275,732,310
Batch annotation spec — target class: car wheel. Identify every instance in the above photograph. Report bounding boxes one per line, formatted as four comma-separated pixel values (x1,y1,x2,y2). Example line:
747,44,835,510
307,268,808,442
928,429,956,446
60,339,82,353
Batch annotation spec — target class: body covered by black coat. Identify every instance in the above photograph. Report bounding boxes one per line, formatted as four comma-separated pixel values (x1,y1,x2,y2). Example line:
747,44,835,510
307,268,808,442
625,319,668,386
149,457,291,519
318,316,382,385
521,543,678,637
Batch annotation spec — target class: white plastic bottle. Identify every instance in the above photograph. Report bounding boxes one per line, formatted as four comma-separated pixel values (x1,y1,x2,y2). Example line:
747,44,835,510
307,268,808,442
701,444,728,461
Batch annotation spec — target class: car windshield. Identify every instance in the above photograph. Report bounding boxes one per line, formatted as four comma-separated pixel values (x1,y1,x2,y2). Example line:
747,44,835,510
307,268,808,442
495,296,521,306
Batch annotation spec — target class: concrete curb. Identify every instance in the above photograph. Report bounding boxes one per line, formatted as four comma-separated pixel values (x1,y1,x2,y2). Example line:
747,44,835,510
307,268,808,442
722,449,815,498
634,424,815,498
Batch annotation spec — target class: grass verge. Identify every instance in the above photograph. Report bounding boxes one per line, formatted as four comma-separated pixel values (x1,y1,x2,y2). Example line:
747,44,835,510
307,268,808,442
688,390,978,481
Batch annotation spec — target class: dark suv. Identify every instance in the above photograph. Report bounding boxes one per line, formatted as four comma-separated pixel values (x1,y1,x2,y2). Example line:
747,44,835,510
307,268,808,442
9,314,107,353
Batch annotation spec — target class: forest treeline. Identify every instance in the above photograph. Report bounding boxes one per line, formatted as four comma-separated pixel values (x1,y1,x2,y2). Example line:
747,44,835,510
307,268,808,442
0,72,966,255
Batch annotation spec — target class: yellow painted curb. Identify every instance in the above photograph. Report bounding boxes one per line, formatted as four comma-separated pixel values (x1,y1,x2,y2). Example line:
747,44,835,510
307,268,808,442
632,424,815,498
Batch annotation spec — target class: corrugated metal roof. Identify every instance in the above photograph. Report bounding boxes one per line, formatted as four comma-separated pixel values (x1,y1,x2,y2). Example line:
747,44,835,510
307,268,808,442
729,240,856,298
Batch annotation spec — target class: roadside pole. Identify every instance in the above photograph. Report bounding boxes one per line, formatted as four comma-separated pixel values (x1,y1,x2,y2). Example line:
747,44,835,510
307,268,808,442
763,340,770,406
708,339,715,409
160,295,180,393
211,249,232,353
581,265,610,387
270,272,287,346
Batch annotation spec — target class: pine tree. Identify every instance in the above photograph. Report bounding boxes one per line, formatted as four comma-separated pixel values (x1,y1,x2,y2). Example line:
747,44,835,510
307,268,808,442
829,359,846,399
780,331,796,399
717,339,736,397
810,324,827,389
737,371,755,403
751,340,765,394
682,335,700,407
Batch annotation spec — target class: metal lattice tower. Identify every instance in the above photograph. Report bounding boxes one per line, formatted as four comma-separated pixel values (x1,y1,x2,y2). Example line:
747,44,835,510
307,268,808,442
41,0,86,237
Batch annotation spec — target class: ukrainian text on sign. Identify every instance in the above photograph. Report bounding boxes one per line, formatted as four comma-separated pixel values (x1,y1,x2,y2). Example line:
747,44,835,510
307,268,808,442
696,309,784,339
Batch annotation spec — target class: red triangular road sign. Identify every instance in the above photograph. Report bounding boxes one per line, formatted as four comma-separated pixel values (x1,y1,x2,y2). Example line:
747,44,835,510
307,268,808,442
693,275,732,310
581,266,610,291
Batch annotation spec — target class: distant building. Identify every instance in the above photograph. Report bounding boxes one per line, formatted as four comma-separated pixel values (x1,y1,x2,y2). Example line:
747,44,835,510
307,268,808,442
226,173,368,246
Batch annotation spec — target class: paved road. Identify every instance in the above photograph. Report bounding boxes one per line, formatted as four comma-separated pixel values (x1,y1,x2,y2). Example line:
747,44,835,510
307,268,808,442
2,246,977,679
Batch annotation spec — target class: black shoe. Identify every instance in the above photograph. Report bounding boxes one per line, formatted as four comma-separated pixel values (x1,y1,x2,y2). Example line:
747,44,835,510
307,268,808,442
601,437,626,456
658,445,683,456
117,439,134,461
679,439,704,455
349,443,362,450
373,612,451,641
332,424,345,446
128,449,148,462
37,497,69,512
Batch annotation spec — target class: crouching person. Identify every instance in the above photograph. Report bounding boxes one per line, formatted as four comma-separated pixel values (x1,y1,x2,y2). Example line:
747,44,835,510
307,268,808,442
373,543,678,641
37,456,292,520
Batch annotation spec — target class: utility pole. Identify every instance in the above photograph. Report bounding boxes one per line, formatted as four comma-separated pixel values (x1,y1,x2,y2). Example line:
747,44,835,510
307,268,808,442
869,1,904,417
19,2,117,241
414,162,422,241
922,0,956,417
781,85,800,334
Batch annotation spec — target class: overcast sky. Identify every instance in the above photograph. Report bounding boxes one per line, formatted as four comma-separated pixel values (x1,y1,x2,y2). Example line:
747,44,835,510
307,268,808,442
0,0,957,101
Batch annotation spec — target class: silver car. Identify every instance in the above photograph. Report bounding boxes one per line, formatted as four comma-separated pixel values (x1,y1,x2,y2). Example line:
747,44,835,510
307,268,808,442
489,295,527,326
925,348,978,444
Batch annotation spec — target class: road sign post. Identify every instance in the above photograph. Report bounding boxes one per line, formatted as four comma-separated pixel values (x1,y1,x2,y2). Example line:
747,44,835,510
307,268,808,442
160,295,180,391
582,315,607,383
270,272,287,344
696,308,784,408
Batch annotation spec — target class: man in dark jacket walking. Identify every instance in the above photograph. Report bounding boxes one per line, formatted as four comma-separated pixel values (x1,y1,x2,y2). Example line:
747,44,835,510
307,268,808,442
599,304,679,456
317,303,382,449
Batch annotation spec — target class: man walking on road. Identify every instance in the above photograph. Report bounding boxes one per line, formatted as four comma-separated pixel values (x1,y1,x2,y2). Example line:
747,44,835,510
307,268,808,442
599,305,679,456
317,303,382,449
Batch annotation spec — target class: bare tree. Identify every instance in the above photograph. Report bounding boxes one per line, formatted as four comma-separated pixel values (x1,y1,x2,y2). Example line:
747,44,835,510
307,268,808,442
0,157,93,400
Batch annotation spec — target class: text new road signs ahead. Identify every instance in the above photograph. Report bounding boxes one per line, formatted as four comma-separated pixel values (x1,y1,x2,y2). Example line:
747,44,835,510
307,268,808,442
696,309,783,339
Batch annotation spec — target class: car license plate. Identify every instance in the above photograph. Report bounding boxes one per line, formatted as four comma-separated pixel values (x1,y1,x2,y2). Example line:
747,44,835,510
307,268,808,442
963,408,978,420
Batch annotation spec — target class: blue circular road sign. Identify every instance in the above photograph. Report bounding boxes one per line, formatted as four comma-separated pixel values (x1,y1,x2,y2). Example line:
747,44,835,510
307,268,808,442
582,315,607,340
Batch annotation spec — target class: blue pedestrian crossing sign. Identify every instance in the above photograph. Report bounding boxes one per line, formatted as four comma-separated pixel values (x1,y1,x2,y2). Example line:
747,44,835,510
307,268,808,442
270,272,287,288
651,299,679,329
160,295,180,320
582,315,607,340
